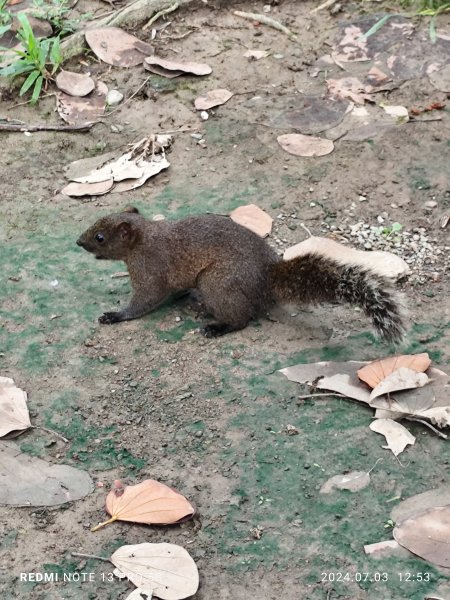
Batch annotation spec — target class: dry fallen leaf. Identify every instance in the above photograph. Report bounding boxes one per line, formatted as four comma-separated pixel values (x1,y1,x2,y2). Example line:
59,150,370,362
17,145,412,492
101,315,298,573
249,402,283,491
428,64,450,92
369,367,429,402
244,49,269,60
61,180,114,197
327,76,372,104
91,479,195,532
418,406,450,429
230,204,273,237
0,441,93,506
0,376,31,438
320,471,370,493
111,543,199,600
85,27,152,67
277,133,334,157
144,56,212,76
283,236,410,280
55,70,95,97
393,506,450,568
382,105,409,120
194,89,233,110
364,540,412,559
316,373,371,404
369,418,415,455
57,81,108,126
357,353,431,389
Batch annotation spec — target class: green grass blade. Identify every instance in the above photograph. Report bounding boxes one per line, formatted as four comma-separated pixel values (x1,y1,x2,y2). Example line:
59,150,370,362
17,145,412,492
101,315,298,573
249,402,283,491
49,36,61,71
359,14,392,40
429,14,437,43
19,69,39,95
30,74,43,103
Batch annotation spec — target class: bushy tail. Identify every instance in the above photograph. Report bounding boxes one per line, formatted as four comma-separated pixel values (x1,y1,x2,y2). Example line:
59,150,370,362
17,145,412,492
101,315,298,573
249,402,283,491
270,254,405,343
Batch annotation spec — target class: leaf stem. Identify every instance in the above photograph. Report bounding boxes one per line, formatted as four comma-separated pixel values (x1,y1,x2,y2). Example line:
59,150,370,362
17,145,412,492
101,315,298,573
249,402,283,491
90,515,118,532
71,551,110,562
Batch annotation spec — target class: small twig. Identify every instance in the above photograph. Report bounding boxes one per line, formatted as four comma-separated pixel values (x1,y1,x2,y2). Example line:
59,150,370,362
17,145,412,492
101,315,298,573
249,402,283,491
156,125,196,134
233,10,296,39
143,1,179,31
0,122,95,132
299,222,313,238
72,552,111,562
297,392,346,399
311,0,338,14
33,426,69,443
105,76,151,117
405,416,447,439
8,93,55,110
367,456,383,475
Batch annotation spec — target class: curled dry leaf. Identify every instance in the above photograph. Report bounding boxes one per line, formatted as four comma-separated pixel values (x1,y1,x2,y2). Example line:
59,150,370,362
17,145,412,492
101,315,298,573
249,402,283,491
57,81,108,126
61,180,114,197
277,133,334,157
0,441,93,506
85,27,152,67
369,418,415,455
393,506,450,568
0,376,31,438
357,353,431,389
91,479,195,531
194,89,233,110
369,367,429,402
55,70,95,97
418,406,450,429
111,543,199,600
111,156,170,193
144,56,212,77
320,471,370,494
230,204,273,238
283,236,410,280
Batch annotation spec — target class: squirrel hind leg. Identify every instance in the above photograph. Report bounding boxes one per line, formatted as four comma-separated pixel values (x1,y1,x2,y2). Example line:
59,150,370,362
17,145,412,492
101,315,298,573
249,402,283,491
200,322,246,338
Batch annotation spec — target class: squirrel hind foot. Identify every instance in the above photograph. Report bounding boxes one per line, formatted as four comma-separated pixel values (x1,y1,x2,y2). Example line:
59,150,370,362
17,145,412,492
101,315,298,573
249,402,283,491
99,311,122,325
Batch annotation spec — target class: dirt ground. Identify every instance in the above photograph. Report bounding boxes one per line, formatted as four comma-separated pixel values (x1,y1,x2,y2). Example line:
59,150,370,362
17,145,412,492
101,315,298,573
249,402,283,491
0,0,449,599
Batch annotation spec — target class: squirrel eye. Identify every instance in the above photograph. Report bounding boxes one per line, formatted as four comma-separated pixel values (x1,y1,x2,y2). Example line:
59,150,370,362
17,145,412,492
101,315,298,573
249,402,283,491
95,233,105,243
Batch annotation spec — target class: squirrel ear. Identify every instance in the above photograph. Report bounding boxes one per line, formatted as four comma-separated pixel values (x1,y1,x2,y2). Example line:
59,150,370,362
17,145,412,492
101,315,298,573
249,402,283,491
122,206,139,214
117,221,139,246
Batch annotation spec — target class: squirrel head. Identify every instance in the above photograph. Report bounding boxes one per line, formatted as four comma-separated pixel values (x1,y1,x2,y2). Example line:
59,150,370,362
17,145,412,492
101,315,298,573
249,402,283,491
77,207,142,260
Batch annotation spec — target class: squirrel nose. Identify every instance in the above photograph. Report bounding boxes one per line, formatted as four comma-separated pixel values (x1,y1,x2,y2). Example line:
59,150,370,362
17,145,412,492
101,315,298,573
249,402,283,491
76,238,84,247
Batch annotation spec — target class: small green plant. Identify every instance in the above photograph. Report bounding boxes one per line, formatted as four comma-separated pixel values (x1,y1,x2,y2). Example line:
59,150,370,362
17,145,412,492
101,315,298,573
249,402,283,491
0,13,62,103
0,0,12,28
32,0,89,36
378,222,403,237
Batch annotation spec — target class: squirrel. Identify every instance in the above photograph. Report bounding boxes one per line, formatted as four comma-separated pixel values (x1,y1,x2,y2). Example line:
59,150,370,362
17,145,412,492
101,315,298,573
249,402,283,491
76,207,405,342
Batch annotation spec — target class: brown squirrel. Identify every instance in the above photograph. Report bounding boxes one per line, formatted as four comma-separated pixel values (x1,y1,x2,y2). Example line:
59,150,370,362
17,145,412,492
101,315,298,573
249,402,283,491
77,207,405,342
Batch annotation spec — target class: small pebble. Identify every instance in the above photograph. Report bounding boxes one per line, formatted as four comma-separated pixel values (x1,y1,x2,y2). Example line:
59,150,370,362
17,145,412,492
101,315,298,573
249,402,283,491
106,89,124,107
200,111,209,121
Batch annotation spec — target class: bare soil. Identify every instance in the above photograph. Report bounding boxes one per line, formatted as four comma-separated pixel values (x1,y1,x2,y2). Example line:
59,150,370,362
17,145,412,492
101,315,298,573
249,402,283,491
0,1,449,599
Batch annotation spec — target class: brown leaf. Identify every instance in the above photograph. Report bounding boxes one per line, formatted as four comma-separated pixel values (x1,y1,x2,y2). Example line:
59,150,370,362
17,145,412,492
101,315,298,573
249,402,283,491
394,506,450,568
91,479,195,531
327,76,371,104
85,28,152,67
357,353,431,389
369,367,429,401
277,133,334,157
144,56,212,76
230,204,273,237
0,376,31,438
55,70,95,97
369,418,415,455
61,180,114,197
194,89,233,110
57,81,108,126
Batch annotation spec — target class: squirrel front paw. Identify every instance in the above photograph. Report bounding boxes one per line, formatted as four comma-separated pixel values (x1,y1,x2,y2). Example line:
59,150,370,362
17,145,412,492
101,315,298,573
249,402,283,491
99,311,122,325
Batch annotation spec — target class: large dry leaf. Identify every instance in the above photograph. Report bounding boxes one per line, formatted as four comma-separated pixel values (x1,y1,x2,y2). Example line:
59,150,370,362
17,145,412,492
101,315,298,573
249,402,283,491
61,180,114,197
320,471,370,493
0,376,31,438
283,236,410,279
55,70,95,97
194,89,233,110
111,156,170,193
357,353,431,388
391,485,450,524
144,56,212,76
369,418,415,455
92,479,195,531
0,441,93,506
327,77,372,104
393,506,450,568
85,27,152,67
230,204,273,237
57,81,107,126
279,360,367,385
316,373,371,404
369,367,429,401
418,406,450,429
372,384,435,415
277,133,334,157
111,543,199,600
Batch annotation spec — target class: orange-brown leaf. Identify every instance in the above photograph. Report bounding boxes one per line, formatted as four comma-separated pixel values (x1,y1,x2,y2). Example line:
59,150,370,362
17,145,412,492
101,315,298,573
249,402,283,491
104,479,195,527
357,353,431,389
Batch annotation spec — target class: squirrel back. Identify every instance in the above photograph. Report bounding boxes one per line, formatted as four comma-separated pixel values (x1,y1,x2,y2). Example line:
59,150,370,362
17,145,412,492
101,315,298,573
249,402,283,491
77,207,405,342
